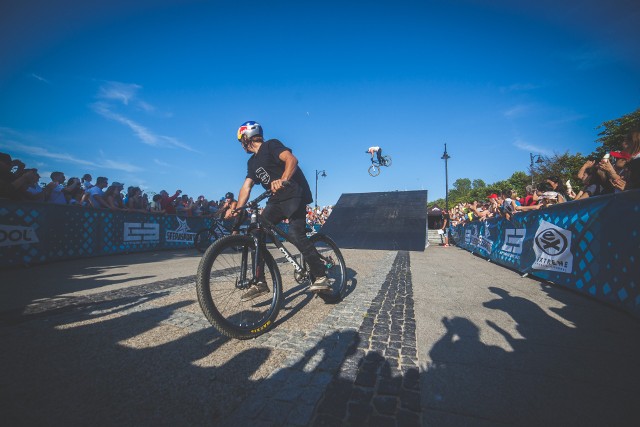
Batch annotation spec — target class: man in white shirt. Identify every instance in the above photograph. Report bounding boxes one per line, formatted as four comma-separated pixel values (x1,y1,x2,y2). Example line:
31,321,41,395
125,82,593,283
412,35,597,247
366,146,384,165
87,176,109,208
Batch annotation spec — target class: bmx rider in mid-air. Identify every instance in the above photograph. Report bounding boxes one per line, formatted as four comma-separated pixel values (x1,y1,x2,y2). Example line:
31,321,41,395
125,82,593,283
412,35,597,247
366,146,385,165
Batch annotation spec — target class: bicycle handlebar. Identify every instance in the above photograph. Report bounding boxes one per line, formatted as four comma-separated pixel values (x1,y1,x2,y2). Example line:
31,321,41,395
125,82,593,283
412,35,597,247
233,181,291,212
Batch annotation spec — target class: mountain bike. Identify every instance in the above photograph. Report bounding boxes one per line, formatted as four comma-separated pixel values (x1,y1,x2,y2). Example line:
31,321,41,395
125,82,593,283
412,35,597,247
196,185,347,339
193,218,233,253
368,154,392,177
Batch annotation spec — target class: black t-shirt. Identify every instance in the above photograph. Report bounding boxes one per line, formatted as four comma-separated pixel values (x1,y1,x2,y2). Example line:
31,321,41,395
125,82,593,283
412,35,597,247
246,139,313,204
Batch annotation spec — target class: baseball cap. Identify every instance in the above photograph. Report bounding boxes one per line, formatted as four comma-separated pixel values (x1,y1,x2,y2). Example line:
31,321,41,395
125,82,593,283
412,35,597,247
112,182,124,188
488,194,498,199
610,151,631,160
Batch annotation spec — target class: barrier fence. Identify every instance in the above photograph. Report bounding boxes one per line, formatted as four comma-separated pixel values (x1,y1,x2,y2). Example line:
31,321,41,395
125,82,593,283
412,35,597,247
449,190,640,318
0,200,322,269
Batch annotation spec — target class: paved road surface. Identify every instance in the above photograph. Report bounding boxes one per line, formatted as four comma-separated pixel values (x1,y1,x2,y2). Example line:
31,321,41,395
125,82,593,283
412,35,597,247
1,244,638,426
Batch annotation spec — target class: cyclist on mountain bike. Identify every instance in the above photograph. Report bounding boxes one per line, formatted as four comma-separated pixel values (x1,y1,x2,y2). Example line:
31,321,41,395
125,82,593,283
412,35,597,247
366,146,385,165
233,121,330,301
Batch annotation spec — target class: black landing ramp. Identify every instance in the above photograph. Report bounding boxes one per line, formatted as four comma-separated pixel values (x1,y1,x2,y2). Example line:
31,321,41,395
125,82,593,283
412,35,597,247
320,190,428,251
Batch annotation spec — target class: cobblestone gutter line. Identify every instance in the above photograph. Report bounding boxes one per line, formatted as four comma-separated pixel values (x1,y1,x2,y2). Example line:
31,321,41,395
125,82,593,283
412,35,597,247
311,251,422,426
220,251,399,427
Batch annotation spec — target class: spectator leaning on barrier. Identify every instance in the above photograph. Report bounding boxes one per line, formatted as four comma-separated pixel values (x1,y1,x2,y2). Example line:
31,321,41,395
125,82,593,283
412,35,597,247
65,177,84,205
150,194,165,213
622,129,640,190
600,151,631,192
544,176,568,203
159,189,181,214
24,170,44,201
45,172,74,204
81,174,93,191
103,182,125,210
87,177,109,208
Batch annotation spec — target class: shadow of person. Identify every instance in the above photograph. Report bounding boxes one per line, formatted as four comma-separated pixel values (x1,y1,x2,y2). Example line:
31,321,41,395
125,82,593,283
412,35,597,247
0,297,277,426
220,330,360,426
474,285,640,426
422,316,516,425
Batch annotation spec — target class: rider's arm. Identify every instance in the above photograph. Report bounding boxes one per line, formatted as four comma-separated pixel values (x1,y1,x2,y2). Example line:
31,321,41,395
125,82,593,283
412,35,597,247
236,178,254,211
271,150,298,192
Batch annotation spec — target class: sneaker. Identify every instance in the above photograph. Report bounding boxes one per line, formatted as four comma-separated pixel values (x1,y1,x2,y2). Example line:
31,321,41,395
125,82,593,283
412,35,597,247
309,276,331,293
240,282,270,302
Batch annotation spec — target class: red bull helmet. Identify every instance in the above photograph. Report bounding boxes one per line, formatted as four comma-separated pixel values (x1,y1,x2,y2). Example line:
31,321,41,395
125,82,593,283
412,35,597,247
237,121,263,142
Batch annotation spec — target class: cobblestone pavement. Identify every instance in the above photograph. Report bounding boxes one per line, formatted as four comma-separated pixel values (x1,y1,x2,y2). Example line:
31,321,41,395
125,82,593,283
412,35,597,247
311,251,421,426
3,245,640,426
1,248,407,426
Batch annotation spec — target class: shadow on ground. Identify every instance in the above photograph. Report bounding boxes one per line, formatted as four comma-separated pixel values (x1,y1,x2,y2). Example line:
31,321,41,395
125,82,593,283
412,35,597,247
421,282,640,426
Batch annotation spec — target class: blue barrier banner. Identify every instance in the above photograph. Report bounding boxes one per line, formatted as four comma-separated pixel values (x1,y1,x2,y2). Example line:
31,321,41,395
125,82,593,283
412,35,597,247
0,200,326,268
0,201,225,268
450,191,640,318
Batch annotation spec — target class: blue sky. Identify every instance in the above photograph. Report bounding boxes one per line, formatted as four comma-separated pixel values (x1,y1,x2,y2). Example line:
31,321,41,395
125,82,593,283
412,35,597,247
1,0,639,206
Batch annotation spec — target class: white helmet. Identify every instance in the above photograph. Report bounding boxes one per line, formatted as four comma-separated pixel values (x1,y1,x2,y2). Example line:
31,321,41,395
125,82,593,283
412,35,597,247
237,121,263,142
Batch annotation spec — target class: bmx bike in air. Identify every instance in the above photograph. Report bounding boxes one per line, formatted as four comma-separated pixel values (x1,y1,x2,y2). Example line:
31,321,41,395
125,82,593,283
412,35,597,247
195,185,347,339
368,155,392,177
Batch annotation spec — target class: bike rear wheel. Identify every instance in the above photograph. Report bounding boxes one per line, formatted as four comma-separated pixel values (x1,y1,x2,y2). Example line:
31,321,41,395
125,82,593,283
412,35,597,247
311,233,348,303
368,164,381,177
196,234,283,339
194,228,217,253
382,155,392,167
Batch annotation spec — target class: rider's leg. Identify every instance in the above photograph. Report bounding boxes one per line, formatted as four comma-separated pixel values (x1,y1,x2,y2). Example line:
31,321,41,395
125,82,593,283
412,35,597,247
377,149,383,164
286,204,326,280
240,205,283,301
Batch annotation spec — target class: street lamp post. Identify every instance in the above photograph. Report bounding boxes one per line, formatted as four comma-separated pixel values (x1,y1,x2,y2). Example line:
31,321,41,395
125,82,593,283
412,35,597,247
441,144,450,211
315,169,326,209
529,153,543,185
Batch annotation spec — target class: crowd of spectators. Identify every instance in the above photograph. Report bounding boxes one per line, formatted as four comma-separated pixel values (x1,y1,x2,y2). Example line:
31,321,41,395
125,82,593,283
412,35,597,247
0,150,336,224
306,205,332,226
445,130,640,227
0,151,230,216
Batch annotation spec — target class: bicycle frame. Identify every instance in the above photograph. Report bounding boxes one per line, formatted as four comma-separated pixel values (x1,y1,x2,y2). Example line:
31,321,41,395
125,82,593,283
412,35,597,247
249,215,305,276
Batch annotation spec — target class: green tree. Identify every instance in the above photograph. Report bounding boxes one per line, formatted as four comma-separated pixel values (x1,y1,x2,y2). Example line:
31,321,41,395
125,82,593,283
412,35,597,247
472,179,486,189
531,151,587,189
595,108,640,157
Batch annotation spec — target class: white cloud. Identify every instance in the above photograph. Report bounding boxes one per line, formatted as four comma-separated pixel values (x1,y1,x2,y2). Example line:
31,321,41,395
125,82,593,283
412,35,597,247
98,81,141,105
513,139,553,156
503,104,530,118
153,158,172,167
93,82,197,153
30,73,50,84
0,139,142,173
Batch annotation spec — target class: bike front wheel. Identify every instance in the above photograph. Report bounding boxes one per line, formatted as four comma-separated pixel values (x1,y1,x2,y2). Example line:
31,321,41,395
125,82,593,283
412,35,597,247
194,228,217,253
311,233,348,303
368,164,381,177
196,234,283,339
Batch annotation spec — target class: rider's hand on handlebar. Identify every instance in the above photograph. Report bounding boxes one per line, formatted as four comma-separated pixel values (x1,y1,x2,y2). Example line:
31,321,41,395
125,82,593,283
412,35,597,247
270,179,286,193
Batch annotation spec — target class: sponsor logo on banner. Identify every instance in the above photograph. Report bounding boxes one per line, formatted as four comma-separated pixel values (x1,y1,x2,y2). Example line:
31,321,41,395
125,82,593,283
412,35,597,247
0,225,39,247
479,236,493,254
497,228,526,263
166,218,196,243
124,223,160,243
464,229,472,245
533,220,573,273
469,225,481,247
